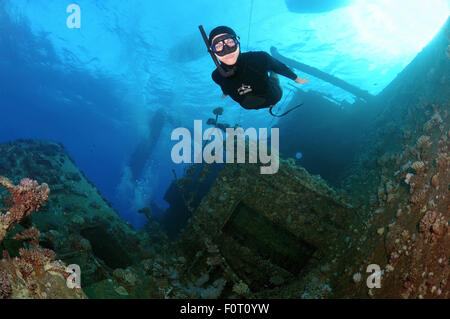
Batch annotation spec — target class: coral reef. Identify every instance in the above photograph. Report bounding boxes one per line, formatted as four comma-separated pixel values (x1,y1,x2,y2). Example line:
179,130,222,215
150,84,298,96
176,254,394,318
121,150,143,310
0,177,49,242
0,177,86,299
0,269,11,299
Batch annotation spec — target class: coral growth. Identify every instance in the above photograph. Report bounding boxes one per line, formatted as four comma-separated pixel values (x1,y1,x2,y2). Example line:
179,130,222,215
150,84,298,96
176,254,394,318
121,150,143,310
347,104,450,299
0,270,11,299
0,177,50,243
13,227,41,246
232,281,250,296
419,211,448,243
0,176,86,299
410,161,425,174
417,135,431,149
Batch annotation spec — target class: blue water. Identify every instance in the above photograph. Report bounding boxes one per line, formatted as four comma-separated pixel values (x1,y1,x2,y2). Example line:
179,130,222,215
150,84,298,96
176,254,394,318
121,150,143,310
0,0,448,227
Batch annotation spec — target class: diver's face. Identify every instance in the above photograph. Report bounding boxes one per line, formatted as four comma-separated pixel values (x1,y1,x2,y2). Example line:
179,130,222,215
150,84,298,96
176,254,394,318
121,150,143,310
212,33,240,66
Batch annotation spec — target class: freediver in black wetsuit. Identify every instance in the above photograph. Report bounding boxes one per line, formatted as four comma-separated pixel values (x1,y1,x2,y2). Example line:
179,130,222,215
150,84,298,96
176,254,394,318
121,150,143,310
200,26,310,115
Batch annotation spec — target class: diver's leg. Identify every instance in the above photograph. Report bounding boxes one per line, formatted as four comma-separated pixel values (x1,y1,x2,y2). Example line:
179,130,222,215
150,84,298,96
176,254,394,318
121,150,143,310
269,72,281,89
269,71,280,82
268,72,283,105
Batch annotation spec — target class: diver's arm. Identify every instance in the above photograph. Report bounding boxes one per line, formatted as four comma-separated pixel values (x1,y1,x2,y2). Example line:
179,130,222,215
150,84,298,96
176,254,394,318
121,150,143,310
265,52,309,83
212,70,228,98
264,52,297,80
295,77,309,84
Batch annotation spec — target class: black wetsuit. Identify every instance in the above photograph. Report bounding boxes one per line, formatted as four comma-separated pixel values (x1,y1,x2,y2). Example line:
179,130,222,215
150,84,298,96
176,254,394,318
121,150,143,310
212,51,298,109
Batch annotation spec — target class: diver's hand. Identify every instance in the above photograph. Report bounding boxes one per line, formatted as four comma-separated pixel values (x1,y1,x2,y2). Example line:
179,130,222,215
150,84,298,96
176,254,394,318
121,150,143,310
222,93,227,99
295,77,309,84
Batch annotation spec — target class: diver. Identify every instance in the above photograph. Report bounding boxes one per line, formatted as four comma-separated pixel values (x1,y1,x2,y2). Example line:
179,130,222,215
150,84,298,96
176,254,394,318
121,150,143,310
199,25,309,115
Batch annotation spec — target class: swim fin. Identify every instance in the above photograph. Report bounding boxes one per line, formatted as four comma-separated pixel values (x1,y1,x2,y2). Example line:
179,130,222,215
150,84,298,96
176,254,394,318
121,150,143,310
269,103,304,117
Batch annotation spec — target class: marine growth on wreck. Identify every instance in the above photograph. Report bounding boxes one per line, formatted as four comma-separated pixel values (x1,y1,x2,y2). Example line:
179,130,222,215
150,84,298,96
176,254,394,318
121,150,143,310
0,0,448,301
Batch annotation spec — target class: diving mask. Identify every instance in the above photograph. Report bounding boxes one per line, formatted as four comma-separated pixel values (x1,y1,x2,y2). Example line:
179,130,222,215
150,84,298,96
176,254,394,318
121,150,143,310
211,34,240,57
